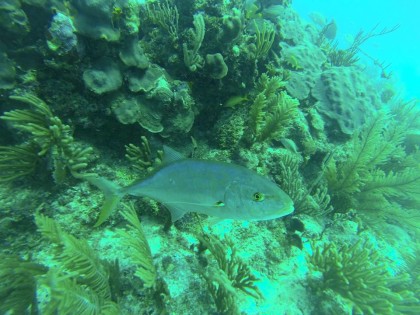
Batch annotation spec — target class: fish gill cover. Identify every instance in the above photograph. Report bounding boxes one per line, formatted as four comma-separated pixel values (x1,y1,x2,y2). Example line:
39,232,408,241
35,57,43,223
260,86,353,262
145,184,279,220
0,0,419,314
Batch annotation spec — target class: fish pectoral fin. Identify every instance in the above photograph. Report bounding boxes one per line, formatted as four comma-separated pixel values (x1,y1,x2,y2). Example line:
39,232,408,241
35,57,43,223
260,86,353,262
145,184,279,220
164,204,187,222
214,201,225,207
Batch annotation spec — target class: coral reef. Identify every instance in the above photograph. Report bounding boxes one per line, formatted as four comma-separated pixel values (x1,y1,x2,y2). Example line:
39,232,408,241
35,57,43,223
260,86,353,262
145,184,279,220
312,66,379,135
35,212,120,314
183,13,206,72
47,12,78,56
83,58,123,95
70,0,121,41
247,73,298,142
0,95,93,183
118,37,150,69
0,0,30,35
112,68,195,136
280,42,326,100
205,53,229,79
0,0,418,314
0,52,16,90
308,240,420,314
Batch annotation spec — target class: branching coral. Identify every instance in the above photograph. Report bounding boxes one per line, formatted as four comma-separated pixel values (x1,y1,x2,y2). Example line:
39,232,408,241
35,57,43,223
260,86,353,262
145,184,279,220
198,234,262,299
308,240,420,314
203,270,240,315
325,24,400,66
274,153,333,216
145,0,179,40
125,135,163,172
1,206,164,314
34,212,121,314
360,168,420,204
42,268,121,315
35,213,113,300
249,92,266,137
198,235,262,315
390,98,420,132
326,109,419,213
197,233,262,313
0,144,39,182
407,243,420,297
248,73,298,142
117,202,158,288
258,91,299,141
257,73,286,97
0,95,93,183
254,20,275,60
183,13,206,71
0,254,47,314
326,112,394,195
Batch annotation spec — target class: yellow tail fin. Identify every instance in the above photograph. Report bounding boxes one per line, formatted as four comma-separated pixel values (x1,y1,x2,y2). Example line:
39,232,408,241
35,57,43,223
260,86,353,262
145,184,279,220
82,175,124,227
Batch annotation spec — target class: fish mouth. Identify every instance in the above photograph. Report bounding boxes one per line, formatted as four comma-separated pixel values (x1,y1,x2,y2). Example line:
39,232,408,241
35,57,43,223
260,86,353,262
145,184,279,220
261,205,294,220
285,202,295,214
277,203,294,217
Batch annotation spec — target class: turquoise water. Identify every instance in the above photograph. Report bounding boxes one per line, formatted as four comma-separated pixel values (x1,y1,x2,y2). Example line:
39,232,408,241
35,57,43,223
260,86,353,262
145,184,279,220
294,0,420,100
0,1,419,314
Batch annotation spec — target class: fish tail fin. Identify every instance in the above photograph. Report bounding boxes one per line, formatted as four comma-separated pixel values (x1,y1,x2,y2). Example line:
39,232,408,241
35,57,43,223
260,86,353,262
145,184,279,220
83,175,124,227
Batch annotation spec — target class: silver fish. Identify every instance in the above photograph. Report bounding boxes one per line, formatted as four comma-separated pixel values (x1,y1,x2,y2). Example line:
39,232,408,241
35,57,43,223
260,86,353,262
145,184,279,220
86,146,294,226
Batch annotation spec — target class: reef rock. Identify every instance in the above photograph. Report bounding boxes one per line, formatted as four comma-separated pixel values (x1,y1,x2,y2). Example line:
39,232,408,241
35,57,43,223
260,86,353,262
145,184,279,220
47,12,78,55
71,0,120,41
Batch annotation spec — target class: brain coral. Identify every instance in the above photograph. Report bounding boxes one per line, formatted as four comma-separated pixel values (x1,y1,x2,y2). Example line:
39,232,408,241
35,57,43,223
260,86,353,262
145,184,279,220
281,42,326,100
312,66,379,135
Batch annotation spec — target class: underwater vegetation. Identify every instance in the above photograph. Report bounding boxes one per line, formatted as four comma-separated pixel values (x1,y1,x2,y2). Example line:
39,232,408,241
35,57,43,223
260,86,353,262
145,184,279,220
198,233,262,315
326,103,420,219
0,0,419,314
308,240,420,314
0,94,93,183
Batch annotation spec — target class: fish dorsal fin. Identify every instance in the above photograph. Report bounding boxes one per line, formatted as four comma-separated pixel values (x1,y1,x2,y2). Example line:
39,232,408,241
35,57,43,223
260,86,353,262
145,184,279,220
162,145,185,164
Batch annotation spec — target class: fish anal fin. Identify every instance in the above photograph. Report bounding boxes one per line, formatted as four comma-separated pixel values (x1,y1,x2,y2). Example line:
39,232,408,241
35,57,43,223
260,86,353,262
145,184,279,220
83,175,124,227
164,204,187,222
162,146,185,164
205,217,226,226
94,194,122,227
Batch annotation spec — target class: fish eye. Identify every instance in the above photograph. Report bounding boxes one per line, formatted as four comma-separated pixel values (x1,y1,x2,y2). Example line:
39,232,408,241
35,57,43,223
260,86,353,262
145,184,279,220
253,192,265,202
